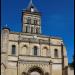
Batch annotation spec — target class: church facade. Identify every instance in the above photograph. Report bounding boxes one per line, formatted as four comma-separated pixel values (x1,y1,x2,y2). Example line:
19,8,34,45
1,1,68,75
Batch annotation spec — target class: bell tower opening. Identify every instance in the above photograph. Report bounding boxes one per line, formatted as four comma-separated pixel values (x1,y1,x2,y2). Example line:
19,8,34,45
22,0,41,34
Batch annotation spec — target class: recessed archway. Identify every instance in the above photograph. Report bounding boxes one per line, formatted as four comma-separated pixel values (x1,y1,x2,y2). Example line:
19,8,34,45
30,71,40,75
28,66,44,75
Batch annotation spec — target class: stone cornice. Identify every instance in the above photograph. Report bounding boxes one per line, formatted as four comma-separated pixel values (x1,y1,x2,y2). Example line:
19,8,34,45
22,11,41,16
19,55,51,58
23,23,40,26
9,32,62,40
8,55,62,59
9,39,63,46
8,60,62,64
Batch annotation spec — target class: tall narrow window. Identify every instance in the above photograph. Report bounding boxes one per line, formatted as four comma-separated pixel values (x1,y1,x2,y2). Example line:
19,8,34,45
36,28,39,34
54,49,58,57
28,26,30,32
12,45,16,55
21,45,27,55
31,27,34,33
27,18,31,24
42,47,48,56
34,20,37,25
34,46,38,56
26,26,30,33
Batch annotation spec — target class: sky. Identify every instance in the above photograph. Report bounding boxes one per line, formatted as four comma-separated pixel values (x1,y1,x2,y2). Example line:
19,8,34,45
1,0,74,63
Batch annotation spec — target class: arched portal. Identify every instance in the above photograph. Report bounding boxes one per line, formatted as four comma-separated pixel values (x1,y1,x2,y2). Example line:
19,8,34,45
30,71,40,75
28,66,44,75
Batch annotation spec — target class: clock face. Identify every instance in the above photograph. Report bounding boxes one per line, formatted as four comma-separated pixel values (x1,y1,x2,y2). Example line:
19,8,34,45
31,8,34,12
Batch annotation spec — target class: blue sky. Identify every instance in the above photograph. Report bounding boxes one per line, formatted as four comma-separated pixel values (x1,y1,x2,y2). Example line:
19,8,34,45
1,0,74,63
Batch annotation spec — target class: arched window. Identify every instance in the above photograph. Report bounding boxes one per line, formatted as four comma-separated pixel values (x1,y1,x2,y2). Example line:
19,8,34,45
26,26,28,32
42,47,48,56
54,49,58,57
31,27,34,33
21,45,27,55
34,20,37,25
27,18,31,24
34,46,38,56
26,26,30,33
12,45,16,55
36,28,39,34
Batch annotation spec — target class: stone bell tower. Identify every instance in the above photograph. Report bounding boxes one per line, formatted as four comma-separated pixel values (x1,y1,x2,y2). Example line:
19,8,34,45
22,0,41,34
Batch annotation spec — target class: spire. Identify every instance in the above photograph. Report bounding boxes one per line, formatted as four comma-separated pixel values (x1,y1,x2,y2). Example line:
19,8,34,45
28,0,34,7
26,0,39,12
30,0,32,4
